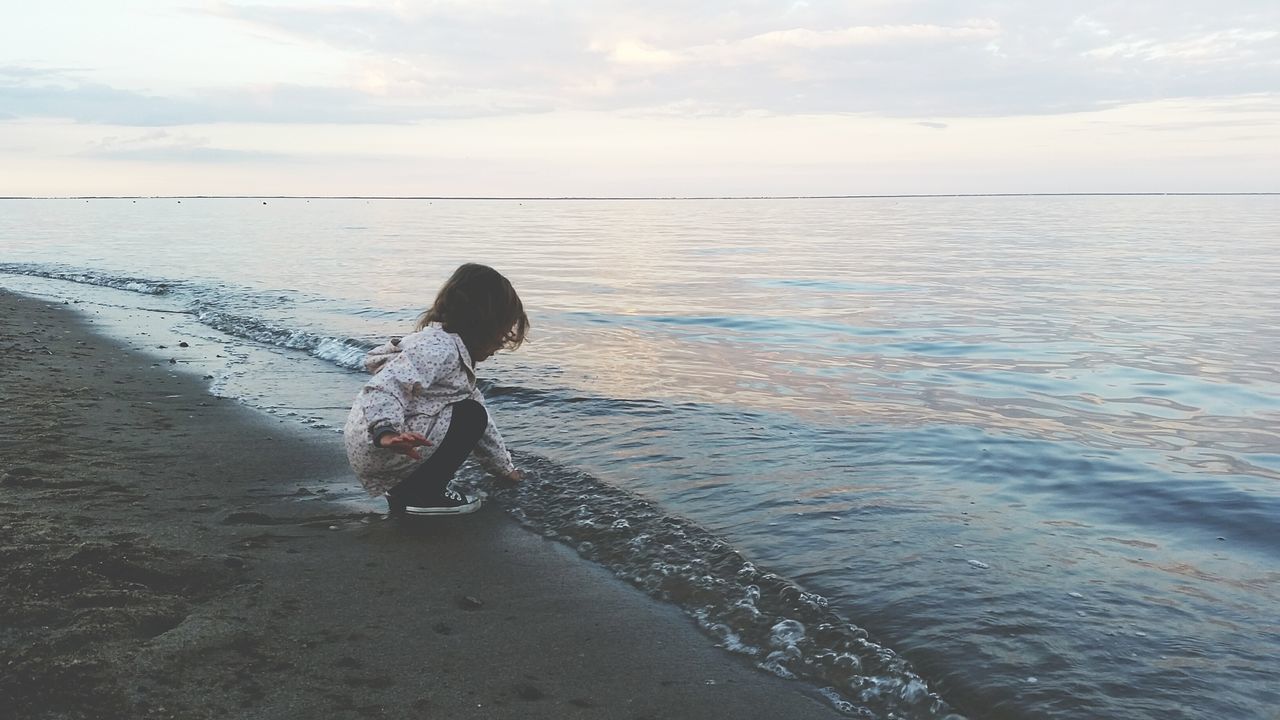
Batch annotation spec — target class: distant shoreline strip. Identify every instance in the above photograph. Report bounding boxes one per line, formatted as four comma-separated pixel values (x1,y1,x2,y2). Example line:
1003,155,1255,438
3,192,1277,200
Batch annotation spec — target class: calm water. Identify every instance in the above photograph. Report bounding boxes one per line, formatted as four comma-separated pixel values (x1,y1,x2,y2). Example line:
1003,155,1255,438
2,197,1278,719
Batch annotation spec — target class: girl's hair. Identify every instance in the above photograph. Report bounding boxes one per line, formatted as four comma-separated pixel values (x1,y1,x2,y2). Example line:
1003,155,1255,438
415,263,529,357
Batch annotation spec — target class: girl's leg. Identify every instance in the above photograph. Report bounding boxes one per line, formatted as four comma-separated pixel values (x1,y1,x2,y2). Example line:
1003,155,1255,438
388,399,487,506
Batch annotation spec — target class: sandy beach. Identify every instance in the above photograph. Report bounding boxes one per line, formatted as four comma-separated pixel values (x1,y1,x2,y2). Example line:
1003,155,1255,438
0,288,844,719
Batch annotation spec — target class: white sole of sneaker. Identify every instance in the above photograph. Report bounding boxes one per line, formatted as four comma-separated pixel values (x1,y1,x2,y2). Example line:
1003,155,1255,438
402,499,482,516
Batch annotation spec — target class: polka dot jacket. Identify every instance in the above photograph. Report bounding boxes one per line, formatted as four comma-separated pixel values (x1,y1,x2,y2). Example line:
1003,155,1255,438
343,323,515,496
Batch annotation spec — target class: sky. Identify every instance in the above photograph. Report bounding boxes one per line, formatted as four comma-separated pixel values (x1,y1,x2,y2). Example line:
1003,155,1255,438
1,0,1278,196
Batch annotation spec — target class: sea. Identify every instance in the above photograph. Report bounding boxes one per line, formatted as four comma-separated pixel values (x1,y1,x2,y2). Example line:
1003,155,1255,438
2,195,1277,719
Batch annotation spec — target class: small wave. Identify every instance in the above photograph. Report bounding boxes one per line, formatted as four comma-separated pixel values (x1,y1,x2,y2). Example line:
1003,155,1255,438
755,278,921,294
563,309,878,339
194,309,373,371
0,263,175,295
485,453,966,720
0,262,384,372
478,381,675,412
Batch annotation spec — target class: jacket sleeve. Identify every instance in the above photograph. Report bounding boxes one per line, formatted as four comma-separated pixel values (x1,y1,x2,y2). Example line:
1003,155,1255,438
358,337,451,443
469,386,516,476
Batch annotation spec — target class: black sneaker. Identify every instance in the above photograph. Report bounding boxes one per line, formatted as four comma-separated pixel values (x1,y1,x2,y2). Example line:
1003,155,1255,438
389,488,482,516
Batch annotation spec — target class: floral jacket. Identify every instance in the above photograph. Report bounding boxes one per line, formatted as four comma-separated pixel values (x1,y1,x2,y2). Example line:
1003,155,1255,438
343,324,515,496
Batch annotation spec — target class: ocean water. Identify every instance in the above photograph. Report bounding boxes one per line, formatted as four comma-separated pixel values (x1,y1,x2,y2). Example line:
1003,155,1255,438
2,196,1278,719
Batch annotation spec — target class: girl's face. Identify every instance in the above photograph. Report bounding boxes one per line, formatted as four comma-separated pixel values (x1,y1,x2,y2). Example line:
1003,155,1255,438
473,336,503,363
474,325,516,363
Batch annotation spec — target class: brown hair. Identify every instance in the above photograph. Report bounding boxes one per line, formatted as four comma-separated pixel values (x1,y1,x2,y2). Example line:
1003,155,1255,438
415,263,529,358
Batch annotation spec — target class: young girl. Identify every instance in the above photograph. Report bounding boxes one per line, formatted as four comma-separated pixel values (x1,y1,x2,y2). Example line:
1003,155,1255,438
344,263,528,515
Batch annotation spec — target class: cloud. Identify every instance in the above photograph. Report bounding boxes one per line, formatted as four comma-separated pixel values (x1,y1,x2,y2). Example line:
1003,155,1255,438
1085,29,1279,63
712,21,1002,54
0,69,192,125
917,121,948,129
81,130,287,162
597,21,1002,69
5,2,1280,128
0,65,85,78
602,40,684,68
0,66,549,125
204,1,1280,119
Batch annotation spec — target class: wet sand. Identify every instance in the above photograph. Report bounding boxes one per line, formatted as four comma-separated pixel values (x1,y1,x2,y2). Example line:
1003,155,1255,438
0,288,843,719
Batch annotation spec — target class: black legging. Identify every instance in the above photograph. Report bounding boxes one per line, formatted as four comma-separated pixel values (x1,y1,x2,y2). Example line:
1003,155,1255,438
388,399,487,503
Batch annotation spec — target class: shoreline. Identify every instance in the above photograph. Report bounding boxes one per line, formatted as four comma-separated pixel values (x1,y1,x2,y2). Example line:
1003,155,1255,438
4,192,1278,200
0,288,844,719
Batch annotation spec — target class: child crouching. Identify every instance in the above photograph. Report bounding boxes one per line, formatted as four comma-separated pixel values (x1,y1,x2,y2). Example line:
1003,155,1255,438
343,263,528,515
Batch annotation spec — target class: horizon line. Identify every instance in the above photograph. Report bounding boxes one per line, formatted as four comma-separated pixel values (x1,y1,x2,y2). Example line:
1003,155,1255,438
2,192,1278,201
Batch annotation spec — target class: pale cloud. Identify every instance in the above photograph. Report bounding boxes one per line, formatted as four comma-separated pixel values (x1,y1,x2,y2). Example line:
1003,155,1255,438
6,95,1275,196
601,40,685,68
1085,29,1279,63
201,1,1280,118
0,66,549,125
601,21,1002,68
725,21,1002,53
8,2,1278,125
0,74,186,126
82,130,287,163
2,1,1278,194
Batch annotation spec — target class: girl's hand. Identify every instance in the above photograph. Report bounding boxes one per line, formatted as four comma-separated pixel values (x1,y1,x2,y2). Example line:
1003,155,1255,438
377,432,433,460
501,468,523,483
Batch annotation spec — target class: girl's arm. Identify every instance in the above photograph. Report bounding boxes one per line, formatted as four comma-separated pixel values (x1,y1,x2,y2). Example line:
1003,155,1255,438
358,336,452,444
469,386,518,478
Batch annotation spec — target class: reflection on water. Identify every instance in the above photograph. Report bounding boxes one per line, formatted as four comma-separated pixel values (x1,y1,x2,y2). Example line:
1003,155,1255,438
1,195,1278,719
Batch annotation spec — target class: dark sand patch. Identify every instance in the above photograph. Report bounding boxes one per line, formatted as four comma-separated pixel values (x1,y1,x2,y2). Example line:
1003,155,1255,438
0,288,844,719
